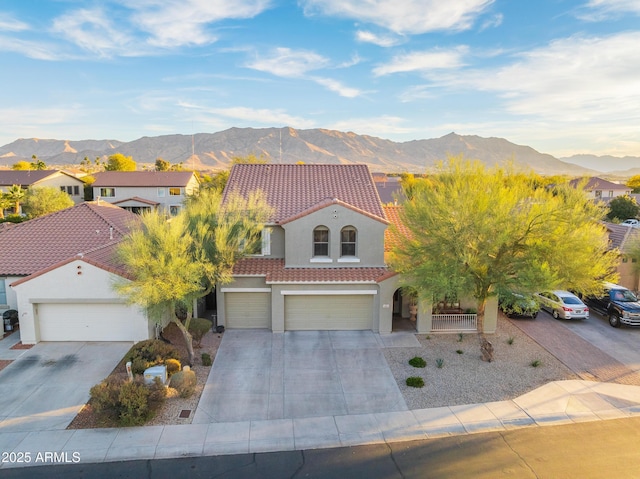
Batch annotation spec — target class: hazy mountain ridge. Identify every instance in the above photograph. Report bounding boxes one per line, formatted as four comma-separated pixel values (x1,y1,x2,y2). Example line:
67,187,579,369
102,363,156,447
560,154,640,176
0,127,599,175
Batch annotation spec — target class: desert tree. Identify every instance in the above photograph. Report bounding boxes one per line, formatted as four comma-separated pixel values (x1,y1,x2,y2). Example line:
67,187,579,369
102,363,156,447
390,157,619,360
115,188,272,365
22,187,74,217
606,195,640,222
6,185,25,214
105,153,137,171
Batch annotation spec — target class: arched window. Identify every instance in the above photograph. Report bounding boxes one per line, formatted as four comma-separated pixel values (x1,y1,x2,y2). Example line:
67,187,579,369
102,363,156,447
313,226,329,256
341,226,357,256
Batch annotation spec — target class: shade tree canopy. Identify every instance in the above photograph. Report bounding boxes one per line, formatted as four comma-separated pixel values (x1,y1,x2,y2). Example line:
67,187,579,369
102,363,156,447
391,158,619,338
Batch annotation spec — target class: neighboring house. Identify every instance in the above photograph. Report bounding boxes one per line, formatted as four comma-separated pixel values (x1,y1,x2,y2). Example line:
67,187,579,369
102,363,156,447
215,164,495,334
0,170,85,213
92,171,199,215
372,173,404,205
606,222,640,292
0,202,153,343
570,177,631,201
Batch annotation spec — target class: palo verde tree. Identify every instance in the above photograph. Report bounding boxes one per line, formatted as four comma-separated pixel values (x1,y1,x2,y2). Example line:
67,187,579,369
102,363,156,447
105,153,137,171
22,187,74,218
115,188,272,365
391,158,619,360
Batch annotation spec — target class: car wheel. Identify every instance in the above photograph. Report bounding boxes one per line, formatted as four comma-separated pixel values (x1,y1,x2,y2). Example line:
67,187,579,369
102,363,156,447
552,310,560,319
609,313,621,328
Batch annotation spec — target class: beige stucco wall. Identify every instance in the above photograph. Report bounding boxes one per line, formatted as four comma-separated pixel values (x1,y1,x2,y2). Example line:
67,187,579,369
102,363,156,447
617,258,640,292
34,173,85,205
11,260,151,344
281,204,387,268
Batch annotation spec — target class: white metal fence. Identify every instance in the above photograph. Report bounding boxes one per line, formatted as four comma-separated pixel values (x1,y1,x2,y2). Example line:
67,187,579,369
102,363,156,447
431,314,478,332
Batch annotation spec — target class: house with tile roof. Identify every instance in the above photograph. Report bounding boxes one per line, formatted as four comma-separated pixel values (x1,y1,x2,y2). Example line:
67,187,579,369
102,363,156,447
570,177,631,201
92,171,199,215
215,164,434,333
0,202,153,343
605,222,640,292
0,170,85,214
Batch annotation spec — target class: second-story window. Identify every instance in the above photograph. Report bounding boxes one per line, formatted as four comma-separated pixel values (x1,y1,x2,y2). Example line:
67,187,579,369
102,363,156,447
169,187,182,196
341,226,357,256
100,187,115,198
313,226,329,256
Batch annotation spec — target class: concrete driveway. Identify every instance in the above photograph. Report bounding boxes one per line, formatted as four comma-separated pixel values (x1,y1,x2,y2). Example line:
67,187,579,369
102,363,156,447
193,330,417,423
0,339,131,433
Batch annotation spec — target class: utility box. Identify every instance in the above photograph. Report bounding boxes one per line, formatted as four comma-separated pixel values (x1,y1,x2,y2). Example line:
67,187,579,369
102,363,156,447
143,365,167,385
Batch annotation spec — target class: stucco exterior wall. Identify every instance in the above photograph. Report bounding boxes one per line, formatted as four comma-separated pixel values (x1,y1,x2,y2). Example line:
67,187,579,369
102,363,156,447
35,173,85,204
281,204,386,268
617,258,640,292
93,180,197,214
1,276,20,309
11,260,150,343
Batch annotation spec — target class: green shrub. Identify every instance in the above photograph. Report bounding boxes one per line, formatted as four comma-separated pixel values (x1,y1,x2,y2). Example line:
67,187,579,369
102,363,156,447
164,358,181,376
406,376,425,388
118,380,151,426
408,356,426,368
170,369,197,398
126,339,180,374
530,359,541,368
201,352,212,367
456,349,464,355
457,333,464,342
189,318,212,347
89,376,122,413
507,337,515,345
436,358,444,368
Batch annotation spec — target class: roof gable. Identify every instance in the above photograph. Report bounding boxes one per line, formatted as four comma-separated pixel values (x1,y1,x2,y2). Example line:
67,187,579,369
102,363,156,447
0,169,65,187
92,171,198,187
222,164,386,223
570,177,629,191
0,202,139,276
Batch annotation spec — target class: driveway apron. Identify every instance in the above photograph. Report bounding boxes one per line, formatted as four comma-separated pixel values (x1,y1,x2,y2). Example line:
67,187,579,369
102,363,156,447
0,341,132,433
194,330,412,423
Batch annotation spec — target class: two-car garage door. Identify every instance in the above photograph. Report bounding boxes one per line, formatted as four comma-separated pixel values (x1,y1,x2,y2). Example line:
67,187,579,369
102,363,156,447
37,303,145,342
284,295,372,330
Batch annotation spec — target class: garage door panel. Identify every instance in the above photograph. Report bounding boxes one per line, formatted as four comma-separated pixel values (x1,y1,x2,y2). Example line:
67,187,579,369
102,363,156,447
38,303,141,342
285,295,372,330
225,293,270,329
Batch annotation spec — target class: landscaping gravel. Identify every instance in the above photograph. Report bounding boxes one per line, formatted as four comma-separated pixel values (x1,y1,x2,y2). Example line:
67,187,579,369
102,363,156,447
383,317,578,409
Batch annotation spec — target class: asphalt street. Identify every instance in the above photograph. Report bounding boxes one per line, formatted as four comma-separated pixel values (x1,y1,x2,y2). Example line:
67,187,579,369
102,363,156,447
4,416,640,479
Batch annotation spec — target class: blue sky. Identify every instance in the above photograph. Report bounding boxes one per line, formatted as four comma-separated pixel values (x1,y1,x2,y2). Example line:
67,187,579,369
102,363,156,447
1,0,639,157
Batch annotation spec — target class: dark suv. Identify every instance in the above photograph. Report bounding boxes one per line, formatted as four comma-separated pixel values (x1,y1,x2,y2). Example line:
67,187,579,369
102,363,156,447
585,283,640,328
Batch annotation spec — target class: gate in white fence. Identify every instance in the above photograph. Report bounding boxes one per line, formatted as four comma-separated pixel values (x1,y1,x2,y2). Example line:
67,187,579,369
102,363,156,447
431,314,477,332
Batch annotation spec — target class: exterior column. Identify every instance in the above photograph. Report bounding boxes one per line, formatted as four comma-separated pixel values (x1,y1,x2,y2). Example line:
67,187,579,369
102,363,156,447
483,296,498,333
416,297,432,333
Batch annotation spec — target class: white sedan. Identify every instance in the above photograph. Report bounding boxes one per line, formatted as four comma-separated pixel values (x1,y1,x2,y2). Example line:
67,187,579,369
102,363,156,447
535,290,589,320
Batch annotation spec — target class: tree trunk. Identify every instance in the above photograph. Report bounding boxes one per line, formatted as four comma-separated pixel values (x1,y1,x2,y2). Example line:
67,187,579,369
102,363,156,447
171,315,195,367
476,299,494,362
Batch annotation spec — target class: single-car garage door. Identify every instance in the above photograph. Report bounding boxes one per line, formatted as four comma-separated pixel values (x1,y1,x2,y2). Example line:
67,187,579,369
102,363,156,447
285,295,373,330
38,303,144,341
225,292,270,329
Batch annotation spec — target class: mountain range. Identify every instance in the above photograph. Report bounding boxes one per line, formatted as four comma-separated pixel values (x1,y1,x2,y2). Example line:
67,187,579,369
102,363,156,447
0,127,635,176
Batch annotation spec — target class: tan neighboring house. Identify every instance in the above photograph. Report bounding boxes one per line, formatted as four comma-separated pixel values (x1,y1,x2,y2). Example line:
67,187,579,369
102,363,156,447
0,170,85,214
92,171,199,215
0,202,154,343
570,177,631,201
606,222,640,292
215,164,496,335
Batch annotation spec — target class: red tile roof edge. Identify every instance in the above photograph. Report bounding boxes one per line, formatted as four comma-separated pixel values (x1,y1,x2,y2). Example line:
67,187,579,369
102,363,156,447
278,197,388,225
113,196,160,206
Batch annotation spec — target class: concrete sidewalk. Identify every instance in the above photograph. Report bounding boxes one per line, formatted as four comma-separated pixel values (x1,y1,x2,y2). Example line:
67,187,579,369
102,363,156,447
1,379,640,469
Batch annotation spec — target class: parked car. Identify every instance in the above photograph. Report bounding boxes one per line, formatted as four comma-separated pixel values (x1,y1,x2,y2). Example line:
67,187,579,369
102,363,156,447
584,282,640,328
535,291,589,320
621,219,640,227
499,293,540,318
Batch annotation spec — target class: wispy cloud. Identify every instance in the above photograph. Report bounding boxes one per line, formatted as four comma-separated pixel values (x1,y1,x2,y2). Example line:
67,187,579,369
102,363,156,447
51,8,137,58
125,0,272,48
355,30,403,47
579,0,640,20
480,13,503,31
208,106,315,128
329,115,414,137
0,13,29,32
373,46,469,76
0,35,69,60
246,47,329,77
311,77,363,97
300,0,495,34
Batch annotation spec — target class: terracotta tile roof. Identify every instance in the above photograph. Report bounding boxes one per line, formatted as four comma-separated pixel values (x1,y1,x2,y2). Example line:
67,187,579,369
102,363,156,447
0,170,60,187
570,177,629,191
383,205,411,252
0,202,139,276
280,198,388,225
93,171,197,187
113,196,160,206
222,164,386,223
605,222,640,252
233,258,393,283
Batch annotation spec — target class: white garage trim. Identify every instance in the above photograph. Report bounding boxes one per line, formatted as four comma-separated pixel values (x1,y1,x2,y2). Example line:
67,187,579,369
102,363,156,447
284,295,373,330
29,298,124,304
37,302,147,342
281,290,377,295
225,292,270,329
220,288,271,293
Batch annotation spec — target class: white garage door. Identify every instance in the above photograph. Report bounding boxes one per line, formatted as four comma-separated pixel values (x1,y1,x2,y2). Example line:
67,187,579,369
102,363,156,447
225,293,270,329
38,303,142,342
285,295,373,330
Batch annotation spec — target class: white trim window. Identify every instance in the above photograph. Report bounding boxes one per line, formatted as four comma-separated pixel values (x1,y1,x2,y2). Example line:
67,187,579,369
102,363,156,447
157,187,166,197
100,187,115,198
340,226,357,257
313,226,329,257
